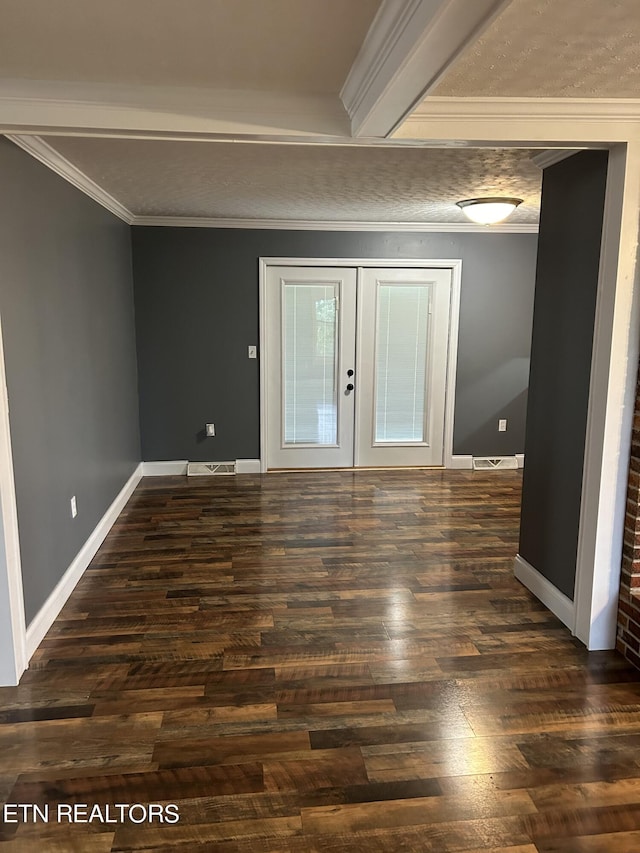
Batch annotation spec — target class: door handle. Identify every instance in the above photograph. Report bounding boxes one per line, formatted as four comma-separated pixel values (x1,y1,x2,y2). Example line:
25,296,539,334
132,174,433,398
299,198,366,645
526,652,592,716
347,369,354,377
346,383,354,393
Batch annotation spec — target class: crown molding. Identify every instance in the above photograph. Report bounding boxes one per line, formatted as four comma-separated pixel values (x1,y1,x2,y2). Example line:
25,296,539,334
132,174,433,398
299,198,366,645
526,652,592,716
396,97,640,144
531,149,582,169
130,215,538,233
6,134,539,234
407,96,640,121
341,0,513,138
6,134,134,223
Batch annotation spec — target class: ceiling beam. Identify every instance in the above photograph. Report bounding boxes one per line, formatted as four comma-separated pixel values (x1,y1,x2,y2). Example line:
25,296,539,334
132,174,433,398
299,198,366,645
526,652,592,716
0,80,350,140
341,0,513,138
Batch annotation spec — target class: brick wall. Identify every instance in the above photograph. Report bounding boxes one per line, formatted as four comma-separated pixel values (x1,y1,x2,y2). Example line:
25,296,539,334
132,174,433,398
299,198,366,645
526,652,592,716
616,367,640,667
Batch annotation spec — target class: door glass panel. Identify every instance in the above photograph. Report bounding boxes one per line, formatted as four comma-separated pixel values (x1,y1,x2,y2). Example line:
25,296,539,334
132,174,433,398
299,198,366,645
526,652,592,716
283,283,338,445
375,284,430,443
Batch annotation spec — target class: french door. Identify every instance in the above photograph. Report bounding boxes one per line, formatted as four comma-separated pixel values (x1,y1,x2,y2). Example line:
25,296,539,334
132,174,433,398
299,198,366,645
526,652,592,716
264,265,452,469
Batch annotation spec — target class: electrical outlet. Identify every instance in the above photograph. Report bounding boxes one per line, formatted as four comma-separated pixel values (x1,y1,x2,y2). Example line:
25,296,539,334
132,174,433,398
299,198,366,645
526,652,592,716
248,345,257,359
498,419,507,432
70,495,77,518
206,423,215,437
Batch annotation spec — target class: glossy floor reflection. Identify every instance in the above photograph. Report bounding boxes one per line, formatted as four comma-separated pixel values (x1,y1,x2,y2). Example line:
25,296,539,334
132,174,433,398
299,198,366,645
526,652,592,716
1,469,639,852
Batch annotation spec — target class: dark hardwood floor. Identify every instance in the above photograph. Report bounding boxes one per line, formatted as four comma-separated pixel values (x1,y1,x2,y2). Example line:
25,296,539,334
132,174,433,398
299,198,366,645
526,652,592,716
1,469,640,852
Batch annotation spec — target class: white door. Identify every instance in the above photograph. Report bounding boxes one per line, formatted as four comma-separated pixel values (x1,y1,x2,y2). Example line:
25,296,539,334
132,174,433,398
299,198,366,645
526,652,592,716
265,266,357,468
264,264,452,469
355,267,451,467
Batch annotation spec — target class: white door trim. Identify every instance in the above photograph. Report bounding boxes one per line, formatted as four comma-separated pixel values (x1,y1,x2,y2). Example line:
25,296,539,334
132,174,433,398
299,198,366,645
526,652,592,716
259,257,462,473
573,142,640,650
0,315,27,685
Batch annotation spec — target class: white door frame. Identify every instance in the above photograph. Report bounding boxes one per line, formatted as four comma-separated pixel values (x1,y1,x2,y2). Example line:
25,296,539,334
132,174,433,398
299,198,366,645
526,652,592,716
259,257,463,473
573,142,640,650
0,315,27,686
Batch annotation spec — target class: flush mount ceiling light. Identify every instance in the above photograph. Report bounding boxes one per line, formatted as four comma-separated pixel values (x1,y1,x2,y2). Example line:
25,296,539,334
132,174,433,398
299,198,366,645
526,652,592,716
456,197,523,225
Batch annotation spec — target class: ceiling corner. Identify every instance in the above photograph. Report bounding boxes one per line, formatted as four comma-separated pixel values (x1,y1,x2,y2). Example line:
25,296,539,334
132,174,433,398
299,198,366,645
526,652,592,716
6,133,134,223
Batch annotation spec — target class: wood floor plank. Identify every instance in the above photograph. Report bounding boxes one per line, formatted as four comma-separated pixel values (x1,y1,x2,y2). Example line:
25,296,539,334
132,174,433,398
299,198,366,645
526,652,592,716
153,730,311,769
528,777,640,810
0,833,116,853
535,830,640,852
263,746,368,792
363,735,531,782
8,763,265,808
1,469,640,851
299,791,538,833
0,712,162,774
111,814,304,850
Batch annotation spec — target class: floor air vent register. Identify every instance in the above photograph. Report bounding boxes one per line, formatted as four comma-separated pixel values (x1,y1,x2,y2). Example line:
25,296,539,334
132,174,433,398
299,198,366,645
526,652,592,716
186,462,236,476
472,456,518,470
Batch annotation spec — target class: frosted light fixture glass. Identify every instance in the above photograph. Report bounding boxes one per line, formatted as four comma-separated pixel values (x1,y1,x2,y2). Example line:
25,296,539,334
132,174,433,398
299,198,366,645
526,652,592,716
456,197,522,225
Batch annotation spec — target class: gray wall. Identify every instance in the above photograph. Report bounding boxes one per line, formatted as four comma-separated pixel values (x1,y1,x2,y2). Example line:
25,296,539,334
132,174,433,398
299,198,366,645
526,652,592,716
0,138,141,624
519,150,609,600
132,228,537,462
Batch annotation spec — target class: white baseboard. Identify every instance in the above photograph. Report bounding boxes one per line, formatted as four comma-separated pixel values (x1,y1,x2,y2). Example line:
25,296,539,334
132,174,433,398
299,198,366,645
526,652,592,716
513,553,575,632
141,460,188,476
26,463,143,658
516,454,525,468
447,455,473,469
235,459,261,474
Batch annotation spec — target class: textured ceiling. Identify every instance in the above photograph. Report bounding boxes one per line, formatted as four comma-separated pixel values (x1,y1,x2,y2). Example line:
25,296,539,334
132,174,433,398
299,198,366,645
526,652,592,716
433,0,640,98
44,138,542,223
0,0,380,94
